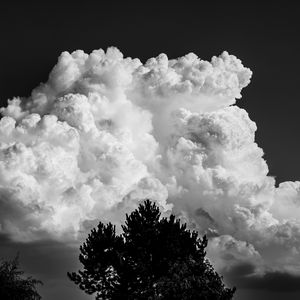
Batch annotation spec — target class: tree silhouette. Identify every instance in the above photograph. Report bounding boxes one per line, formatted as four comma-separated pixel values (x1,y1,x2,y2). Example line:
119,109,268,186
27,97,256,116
68,200,235,299
0,254,42,300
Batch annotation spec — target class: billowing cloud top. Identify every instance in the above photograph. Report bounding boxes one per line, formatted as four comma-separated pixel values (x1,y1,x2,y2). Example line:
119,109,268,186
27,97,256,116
1,47,299,278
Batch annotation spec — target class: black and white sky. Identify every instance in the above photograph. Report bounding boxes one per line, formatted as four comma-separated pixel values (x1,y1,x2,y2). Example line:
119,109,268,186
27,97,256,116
1,1,300,300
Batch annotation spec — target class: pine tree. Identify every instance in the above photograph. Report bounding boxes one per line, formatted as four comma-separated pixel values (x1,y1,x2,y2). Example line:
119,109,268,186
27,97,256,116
68,200,235,300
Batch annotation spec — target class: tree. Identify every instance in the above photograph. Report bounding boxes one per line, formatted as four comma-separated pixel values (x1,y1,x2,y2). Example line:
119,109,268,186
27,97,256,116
68,200,235,300
0,254,42,300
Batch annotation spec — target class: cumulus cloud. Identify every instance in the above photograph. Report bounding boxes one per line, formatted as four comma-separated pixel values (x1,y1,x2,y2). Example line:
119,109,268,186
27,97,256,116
1,47,299,280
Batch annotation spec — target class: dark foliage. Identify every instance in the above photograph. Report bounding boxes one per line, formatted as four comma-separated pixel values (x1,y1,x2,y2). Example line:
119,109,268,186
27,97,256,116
68,200,235,299
0,254,42,300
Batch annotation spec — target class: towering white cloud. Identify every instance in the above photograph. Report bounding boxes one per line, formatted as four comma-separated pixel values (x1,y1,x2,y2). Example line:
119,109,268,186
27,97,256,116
1,47,299,277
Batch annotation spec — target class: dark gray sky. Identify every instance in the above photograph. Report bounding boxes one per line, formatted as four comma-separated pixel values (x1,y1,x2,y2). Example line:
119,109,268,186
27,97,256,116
1,1,300,299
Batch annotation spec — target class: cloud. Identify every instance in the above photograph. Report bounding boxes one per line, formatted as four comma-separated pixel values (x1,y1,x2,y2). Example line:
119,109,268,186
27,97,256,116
224,262,300,292
206,235,262,272
1,47,300,282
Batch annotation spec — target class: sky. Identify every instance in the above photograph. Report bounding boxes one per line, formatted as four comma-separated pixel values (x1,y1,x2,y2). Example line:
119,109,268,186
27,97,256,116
1,1,300,299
